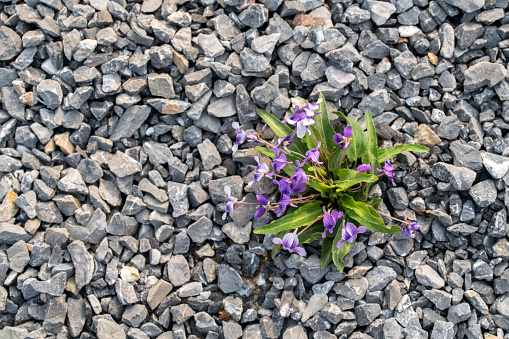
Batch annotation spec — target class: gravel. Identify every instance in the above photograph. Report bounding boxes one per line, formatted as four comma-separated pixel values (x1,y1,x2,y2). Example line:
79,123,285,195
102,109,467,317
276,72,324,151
0,0,508,337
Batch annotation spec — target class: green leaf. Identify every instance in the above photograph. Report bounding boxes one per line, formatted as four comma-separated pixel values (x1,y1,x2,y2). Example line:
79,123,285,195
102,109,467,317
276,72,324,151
331,219,354,272
305,130,317,150
315,93,336,154
340,194,402,234
256,108,293,138
254,201,323,235
321,237,333,270
298,220,325,244
377,144,430,163
271,230,286,259
254,146,275,158
309,179,332,197
333,169,379,192
328,146,343,172
365,111,378,160
335,111,368,163
363,150,379,176
366,197,383,209
256,109,307,155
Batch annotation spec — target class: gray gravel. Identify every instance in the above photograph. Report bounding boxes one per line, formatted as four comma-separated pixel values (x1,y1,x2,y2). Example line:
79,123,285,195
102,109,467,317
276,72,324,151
0,0,509,338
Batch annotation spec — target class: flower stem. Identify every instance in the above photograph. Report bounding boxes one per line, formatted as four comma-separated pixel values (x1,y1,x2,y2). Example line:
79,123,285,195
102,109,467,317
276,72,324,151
314,126,330,157
376,210,407,224
297,214,324,236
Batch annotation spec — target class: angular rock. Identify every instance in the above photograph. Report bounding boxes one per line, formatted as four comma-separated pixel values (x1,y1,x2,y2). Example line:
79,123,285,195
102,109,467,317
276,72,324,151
469,180,497,208
0,27,22,61
109,151,142,177
464,62,507,92
6,240,30,273
110,105,151,142
415,265,445,288
218,265,243,293
37,80,63,109
67,240,94,290
481,152,509,179
166,255,190,287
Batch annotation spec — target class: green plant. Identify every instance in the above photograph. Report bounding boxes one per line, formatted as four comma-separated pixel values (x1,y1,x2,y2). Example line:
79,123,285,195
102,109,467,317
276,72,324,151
225,93,429,272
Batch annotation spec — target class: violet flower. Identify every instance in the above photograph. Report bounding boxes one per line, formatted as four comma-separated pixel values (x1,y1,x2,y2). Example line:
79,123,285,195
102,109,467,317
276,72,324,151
336,220,367,249
287,111,316,138
231,122,246,152
272,229,306,256
273,178,292,196
356,164,371,173
277,194,297,217
274,131,297,153
272,148,292,171
399,216,422,238
222,186,237,220
334,126,353,149
248,156,273,186
290,182,307,197
254,195,272,218
377,157,396,186
300,142,323,166
303,97,323,112
322,207,343,238
290,167,308,183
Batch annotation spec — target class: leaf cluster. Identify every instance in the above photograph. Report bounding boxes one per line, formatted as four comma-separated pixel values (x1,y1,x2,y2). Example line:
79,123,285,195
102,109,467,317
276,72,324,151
253,93,429,271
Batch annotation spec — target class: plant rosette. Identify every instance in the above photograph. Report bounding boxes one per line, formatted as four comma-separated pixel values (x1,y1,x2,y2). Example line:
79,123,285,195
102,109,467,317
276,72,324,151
225,93,430,272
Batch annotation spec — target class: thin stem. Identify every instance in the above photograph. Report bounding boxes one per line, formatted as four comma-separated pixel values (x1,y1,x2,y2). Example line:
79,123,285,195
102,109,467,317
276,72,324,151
314,126,330,157
297,214,324,236
338,148,346,169
312,165,329,184
376,210,407,224
286,149,306,159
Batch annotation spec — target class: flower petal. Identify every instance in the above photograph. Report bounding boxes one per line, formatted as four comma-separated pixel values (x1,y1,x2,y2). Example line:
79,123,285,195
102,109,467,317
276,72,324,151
345,222,357,237
296,121,307,138
256,195,268,205
357,226,367,234
344,126,353,138
272,237,283,245
336,240,345,249
254,206,266,218
294,246,307,256
224,185,231,197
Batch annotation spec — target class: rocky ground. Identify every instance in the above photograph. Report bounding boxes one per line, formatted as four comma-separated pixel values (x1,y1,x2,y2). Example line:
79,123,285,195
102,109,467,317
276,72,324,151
0,0,509,338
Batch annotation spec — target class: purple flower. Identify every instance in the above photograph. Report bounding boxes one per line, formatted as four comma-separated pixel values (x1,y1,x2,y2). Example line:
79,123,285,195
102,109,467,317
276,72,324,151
322,207,343,238
273,178,292,196
290,167,308,183
356,164,371,173
399,216,422,238
336,221,367,249
274,132,297,152
303,97,323,112
232,122,246,152
287,111,316,138
254,195,272,218
301,142,323,166
222,186,237,220
290,182,307,197
248,156,273,186
272,230,306,256
334,126,353,149
377,157,396,186
272,148,292,171
277,194,297,217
